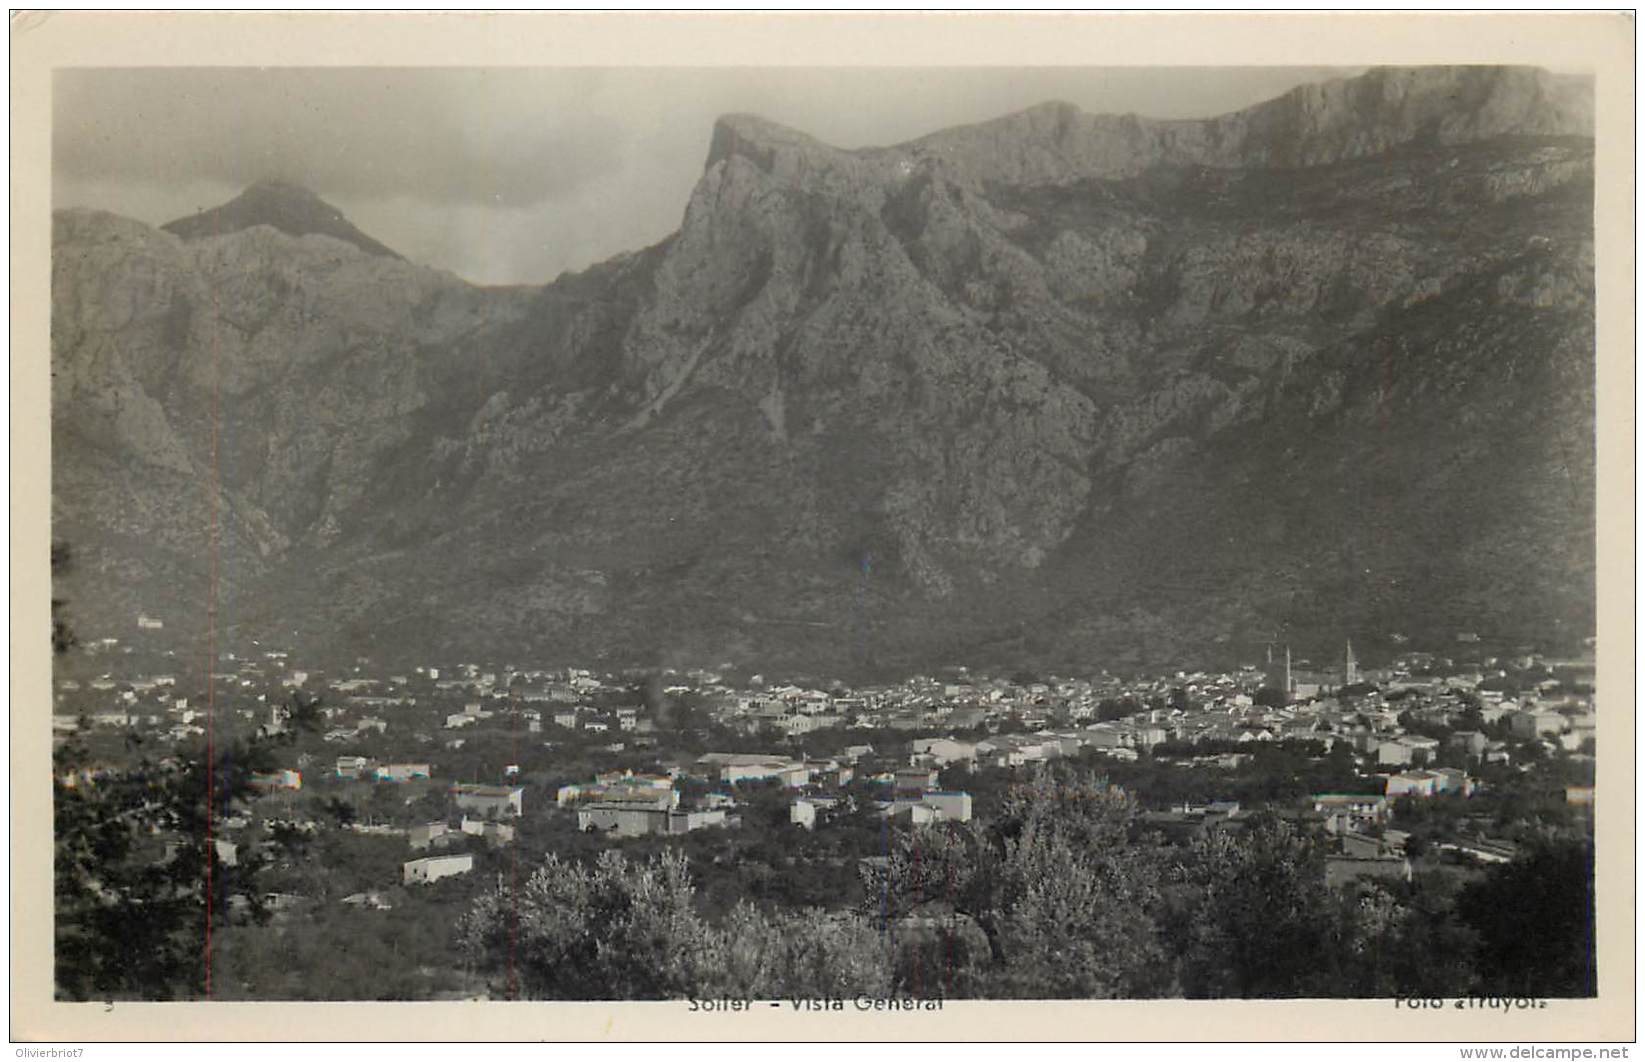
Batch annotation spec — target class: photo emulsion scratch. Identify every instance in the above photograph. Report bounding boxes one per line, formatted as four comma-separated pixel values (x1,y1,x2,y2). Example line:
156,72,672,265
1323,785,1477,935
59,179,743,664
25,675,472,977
47,62,1601,1010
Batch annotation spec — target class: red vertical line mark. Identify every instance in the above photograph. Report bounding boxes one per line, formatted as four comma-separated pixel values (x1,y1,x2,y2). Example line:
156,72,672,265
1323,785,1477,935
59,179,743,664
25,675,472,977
943,835,954,999
910,831,921,1001
878,795,891,978
508,684,520,1001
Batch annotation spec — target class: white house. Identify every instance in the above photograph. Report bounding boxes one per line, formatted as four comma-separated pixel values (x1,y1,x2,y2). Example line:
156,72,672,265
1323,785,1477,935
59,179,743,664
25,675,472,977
452,783,524,818
1313,793,1390,833
790,796,839,830
461,816,516,846
335,756,371,780
699,753,809,787
910,737,977,767
1375,740,1415,767
1384,770,1440,798
375,763,431,782
578,801,669,837
915,790,972,822
403,854,473,885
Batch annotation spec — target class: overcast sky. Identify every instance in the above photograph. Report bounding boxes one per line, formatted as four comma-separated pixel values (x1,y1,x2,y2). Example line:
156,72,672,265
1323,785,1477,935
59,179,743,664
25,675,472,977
55,67,1356,286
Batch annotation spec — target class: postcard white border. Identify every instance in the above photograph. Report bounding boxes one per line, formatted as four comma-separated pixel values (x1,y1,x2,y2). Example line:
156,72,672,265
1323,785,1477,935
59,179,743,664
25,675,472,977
10,10,1635,1043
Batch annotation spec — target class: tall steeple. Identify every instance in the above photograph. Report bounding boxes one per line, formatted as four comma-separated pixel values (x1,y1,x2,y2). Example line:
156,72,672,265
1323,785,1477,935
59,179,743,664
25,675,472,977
1345,640,1360,686
1285,645,1293,695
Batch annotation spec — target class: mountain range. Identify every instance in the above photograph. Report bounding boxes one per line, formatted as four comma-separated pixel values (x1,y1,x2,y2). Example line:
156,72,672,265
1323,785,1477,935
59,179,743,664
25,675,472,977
51,65,1597,677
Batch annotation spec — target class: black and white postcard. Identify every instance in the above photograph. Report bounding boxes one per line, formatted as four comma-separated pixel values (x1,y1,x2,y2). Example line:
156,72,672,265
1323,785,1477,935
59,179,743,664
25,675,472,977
10,9,1635,1045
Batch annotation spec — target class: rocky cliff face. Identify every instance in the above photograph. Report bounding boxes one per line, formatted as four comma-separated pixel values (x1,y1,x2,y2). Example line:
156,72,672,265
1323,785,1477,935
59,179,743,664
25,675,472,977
52,208,534,644
52,66,1596,674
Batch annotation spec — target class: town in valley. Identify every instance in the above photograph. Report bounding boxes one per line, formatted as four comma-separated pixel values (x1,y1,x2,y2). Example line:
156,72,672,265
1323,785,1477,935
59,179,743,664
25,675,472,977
52,612,1598,1001
46,60,1602,1007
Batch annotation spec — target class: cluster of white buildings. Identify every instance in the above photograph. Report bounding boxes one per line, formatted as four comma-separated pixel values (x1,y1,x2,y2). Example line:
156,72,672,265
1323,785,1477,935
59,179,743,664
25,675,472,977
561,771,728,838
52,633,1597,919
793,762,974,829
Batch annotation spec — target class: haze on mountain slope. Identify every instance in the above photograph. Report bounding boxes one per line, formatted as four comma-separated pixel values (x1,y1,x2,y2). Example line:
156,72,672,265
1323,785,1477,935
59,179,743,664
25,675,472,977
50,65,1596,678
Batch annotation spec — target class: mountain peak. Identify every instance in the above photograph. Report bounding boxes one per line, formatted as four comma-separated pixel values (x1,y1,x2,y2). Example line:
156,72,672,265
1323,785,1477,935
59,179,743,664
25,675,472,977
240,176,328,201
161,180,402,260
705,113,840,173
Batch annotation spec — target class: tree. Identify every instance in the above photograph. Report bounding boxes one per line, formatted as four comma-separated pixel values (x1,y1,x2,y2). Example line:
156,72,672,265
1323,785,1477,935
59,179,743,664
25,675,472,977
321,796,357,828
1457,837,1596,997
281,690,325,737
706,903,894,1000
54,735,277,999
1374,872,1483,998
460,849,717,999
1095,698,1133,723
863,764,1172,998
52,576,285,1001
1171,815,1350,998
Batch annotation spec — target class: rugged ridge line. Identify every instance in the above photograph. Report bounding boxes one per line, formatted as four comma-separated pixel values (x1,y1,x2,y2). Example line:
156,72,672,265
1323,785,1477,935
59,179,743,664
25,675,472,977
52,65,1597,675
706,66,1592,190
